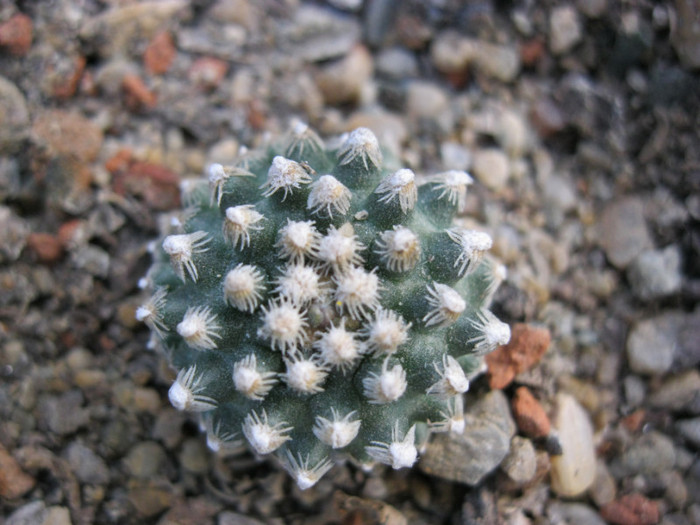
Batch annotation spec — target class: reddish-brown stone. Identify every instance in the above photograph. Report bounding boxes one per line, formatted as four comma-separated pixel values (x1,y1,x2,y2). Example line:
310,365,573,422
600,494,660,525
122,74,157,109
113,161,180,211
621,409,646,433
486,323,551,389
0,444,35,499
144,31,176,75
512,386,551,438
520,37,545,67
49,56,86,100
26,233,63,263
0,13,33,56
189,57,229,90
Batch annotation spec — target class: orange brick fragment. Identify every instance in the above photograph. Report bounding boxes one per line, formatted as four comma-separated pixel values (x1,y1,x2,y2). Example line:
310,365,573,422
0,13,32,56
26,233,63,263
512,386,551,438
122,74,157,109
144,31,176,75
486,323,550,389
600,494,659,525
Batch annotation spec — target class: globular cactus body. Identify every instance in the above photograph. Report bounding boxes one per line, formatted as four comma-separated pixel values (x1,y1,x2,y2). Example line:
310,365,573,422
138,123,510,489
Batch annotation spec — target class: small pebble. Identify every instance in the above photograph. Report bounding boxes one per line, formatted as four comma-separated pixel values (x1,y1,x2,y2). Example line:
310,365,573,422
626,312,684,375
628,246,682,300
598,197,653,269
124,441,167,478
65,441,111,485
501,436,537,484
611,430,676,478
550,393,597,497
549,6,583,55
471,148,510,192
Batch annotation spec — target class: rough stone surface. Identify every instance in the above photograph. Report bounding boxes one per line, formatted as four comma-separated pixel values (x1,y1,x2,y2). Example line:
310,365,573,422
501,436,537,484
512,386,551,438
628,246,682,300
486,324,551,389
0,75,29,154
627,312,685,375
610,431,676,478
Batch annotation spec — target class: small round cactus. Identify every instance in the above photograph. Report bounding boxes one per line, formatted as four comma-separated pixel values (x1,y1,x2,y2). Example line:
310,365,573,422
138,123,510,489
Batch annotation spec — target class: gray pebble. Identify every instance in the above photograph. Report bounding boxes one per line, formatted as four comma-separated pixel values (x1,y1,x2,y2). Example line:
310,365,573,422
0,206,29,263
65,441,111,485
648,370,700,412
610,430,676,478
548,501,606,525
0,76,29,154
626,312,684,375
501,436,537,484
598,196,652,269
419,390,515,485
676,418,700,448
376,47,418,79
38,390,89,436
623,375,646,408
6,501,47,525
218,511,266,525
179,437,210,474
124,441,167,478
628,246,682,300
71,245,111,278
549,6,583,55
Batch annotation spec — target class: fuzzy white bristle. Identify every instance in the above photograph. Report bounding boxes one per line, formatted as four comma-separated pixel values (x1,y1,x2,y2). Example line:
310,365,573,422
224,264,265,312
423,282,466,327
307,175,352,218
362,359,407,404
204,418,243,453
333,266,380,320
337,127,383,170
261,156,312,200
242,410,292,455
316,224,365,273
360,309,411,356
177,306,221,350
375,169,418,213
274,264,324,305
207,163,254,206
258,299,308,353
432,170,474,206
232,353,277,400
365,423,417,469
281,450,333,490
426,355,469,398
313,408,361,449
429,395,465,434
375,226,421,272
469,309,511,354
162,231,210,282
276,219,321,263
223,205,264,250
313,319,365,371
281,351,329,393
286,120,324,157
135,288,168,337
446,228,492,276
168,365,217,412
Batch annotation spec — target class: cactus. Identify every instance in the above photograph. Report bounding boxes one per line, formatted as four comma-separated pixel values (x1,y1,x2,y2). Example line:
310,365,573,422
137,123,510,489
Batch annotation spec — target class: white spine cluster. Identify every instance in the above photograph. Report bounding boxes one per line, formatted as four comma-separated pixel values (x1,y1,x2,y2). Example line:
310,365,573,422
426,355,469,398
242,410,292,455
423,282,466,327
316,224,365,273
232,354,277,400
469,309,511,354
432,170,474,206
223,205,264,249
286,120,324,157
274,264,324,305
362,359,407,404
276,219,321,263
177,306,221,350
337,127,383,170
375,226,421,272
135,288,168,337
168,365,217,412
365,423,418,469
313,320,365,371
223,264,265,312
360,309,411,356
281,351,329,394
333,266,380,319
204,418,243,453
208,163,254,206
312,408,361,449
162,231,210,282
446,228,493,276
258,299,308,353
429,395,465,434
281,450,333,490
261,156,312,200
307,175,352,218
375,169,418,213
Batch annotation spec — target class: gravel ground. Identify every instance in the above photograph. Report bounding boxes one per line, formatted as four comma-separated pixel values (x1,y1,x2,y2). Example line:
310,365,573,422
1,1,699,524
